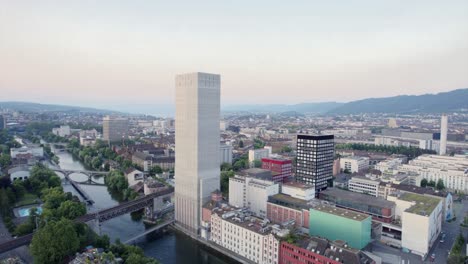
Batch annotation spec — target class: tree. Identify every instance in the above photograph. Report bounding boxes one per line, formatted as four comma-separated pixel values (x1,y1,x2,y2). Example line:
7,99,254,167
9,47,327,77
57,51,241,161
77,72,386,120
420,178,428,188
126,253,159,264
0,154,11,168
30,219,80,264
42,187,68,210
253,139,265,149
220,170,235,195
0,188,11,216
427,180,436,188
238,140,244,148
281,146,293,153
253,160,262,168
95,234,110,249
220,162,232,171
436,179,445,191
57,200,86,220
150,165,163,175
105,170,128,192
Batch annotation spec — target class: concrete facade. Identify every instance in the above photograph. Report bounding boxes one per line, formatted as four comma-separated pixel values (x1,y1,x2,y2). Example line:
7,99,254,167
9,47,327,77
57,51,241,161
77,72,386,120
174,72,221,234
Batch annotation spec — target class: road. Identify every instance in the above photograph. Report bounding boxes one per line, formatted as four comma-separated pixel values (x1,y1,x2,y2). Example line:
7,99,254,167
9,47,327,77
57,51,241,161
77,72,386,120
427,199,468,263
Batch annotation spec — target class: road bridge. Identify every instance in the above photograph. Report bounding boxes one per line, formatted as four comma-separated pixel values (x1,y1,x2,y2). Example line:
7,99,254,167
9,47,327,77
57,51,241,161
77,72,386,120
124,218,175,244
0,187,174,254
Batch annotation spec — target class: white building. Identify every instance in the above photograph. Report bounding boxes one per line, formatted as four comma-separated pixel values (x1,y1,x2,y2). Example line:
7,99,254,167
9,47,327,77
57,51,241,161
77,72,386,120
174,72,221,234
398,154,468,192
387,192,443,257
374,136,400,147
229,175,279,218
125,168,145,187
281,182,315,201
348,176,380,197
210,209,283,264
52,125,71,137
375,157,405,175
219,143,233,165
10,146,43,159
339,156,369,173
248,147,271,163
79,129,99,147
440,114,448,155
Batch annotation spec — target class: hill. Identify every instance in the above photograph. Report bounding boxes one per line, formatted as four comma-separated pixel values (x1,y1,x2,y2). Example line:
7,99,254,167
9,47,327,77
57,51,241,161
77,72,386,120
222,102,343,114
0,101,121,114
328,88,468,114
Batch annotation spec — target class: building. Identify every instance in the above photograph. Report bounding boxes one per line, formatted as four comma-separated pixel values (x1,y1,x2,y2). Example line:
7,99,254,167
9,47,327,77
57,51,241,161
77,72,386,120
102,116,129,143
387,192,443,257
281,182,315,201
319,188,395,223
340,156,369,173
398,154,468,192
220,143,233,165
229,175,279,218
0,115,5,130
333,173,352,189
79,129,98,147
52,125,71,137
348,176,380,197
125,168,145,187
280,236,376,264
8,166,30,181
10,145,43,159
295,134,334,193
387,118,398,128
267,193,311,230
309,204,372,249
440,114,448,155
261,157,292,183
209,206,286,264
174,72,221,234
249,148,271,163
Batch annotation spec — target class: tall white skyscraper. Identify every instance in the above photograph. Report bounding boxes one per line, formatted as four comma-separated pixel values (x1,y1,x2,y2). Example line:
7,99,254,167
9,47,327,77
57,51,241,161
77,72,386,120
174,72,221,234
440,114,448,155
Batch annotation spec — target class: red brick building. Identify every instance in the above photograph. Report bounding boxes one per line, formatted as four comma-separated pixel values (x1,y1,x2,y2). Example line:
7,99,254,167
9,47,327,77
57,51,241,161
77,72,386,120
267,194,310,229
280,237,375,264
261,157,292,183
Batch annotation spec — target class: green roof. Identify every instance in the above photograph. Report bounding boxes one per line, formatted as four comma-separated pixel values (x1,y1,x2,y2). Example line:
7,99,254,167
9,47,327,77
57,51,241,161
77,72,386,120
312,204,370,222
399,192,441,216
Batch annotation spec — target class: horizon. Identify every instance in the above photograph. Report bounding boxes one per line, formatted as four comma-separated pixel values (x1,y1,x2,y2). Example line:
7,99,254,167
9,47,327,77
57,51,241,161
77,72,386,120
1,1,468,107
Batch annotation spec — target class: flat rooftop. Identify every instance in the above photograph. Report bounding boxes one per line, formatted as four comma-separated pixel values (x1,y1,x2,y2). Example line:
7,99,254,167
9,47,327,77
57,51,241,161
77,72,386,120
398,192,441,216
283,181,314,189
312,204,370,222
269,193,311,210
320,188,395,209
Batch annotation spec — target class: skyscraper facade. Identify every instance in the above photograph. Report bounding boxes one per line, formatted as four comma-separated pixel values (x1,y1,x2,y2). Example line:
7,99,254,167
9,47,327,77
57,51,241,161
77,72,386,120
295,134,334,193
175,72,221,234
102,116,129,143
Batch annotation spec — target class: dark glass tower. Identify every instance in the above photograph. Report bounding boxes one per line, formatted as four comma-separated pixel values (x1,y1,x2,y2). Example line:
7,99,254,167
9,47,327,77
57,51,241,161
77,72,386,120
295,134,334,193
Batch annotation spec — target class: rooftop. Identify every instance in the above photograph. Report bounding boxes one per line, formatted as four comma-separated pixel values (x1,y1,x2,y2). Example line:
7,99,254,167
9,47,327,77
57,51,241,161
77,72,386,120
320,188,395,209
312,204,370,222
398,192,441,216
269,193,311,210
283,181,314,190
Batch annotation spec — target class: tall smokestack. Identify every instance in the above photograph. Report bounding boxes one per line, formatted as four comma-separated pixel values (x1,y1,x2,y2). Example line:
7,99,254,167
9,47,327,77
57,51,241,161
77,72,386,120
439,114,448,155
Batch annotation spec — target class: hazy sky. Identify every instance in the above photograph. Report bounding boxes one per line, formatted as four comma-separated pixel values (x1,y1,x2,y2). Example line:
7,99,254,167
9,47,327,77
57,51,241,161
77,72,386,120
1,0,467,111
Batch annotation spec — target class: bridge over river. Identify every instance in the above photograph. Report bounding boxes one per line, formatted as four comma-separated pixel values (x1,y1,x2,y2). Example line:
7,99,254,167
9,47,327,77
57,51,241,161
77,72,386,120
0,187,174,254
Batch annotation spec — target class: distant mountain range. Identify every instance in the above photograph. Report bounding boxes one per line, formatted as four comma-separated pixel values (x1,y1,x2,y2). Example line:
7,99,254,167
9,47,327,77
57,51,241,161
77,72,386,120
0,101,121,114
1,88,466,116
224,88,468,114
328,88,468,114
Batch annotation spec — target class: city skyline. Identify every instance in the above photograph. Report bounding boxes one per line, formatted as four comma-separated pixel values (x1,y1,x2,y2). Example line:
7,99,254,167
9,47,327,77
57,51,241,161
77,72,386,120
1,1,467,109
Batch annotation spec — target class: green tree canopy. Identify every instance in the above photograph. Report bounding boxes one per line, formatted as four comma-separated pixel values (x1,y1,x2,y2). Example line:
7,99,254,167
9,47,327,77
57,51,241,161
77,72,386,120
420,178,428,188
436,179,445,191
57,200,86,220
30,219,80,264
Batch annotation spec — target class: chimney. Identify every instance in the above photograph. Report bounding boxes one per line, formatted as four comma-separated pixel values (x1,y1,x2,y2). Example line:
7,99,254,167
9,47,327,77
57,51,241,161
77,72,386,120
440,114,448,155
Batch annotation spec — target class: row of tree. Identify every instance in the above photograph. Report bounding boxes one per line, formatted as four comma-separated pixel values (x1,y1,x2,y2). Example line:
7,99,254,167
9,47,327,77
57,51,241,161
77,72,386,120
336,143,436,159
420,178,445,190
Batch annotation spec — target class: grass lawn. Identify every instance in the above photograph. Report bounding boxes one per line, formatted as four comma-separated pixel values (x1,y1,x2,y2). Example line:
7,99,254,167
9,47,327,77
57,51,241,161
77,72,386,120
15,193,40,207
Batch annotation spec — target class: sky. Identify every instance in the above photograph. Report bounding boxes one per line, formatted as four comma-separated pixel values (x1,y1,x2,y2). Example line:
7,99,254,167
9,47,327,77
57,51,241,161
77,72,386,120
0,0,467,113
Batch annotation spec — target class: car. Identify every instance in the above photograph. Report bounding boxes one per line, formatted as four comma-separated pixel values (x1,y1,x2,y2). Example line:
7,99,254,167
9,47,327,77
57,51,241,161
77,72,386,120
431,253,436,259
440,239,444,243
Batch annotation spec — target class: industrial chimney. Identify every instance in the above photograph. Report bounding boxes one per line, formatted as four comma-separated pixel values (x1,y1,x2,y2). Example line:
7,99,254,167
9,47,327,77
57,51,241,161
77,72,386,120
439,114,448,155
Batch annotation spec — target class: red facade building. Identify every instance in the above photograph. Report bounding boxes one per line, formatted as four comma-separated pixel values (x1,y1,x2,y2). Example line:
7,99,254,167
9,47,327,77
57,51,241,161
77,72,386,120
261,157,292,183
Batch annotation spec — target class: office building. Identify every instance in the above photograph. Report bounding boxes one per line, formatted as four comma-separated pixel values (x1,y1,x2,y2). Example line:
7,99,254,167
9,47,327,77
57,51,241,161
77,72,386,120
295,134,334,193
309,204,372,249
102,116,129,143
220,143,233,165
398,154,468,192
229,175,279,218
348,176,380,197
440,114,448,155
340,156,369,173
261,157,292,183
387,193,443,257
174,72,221,234
249,148,271,163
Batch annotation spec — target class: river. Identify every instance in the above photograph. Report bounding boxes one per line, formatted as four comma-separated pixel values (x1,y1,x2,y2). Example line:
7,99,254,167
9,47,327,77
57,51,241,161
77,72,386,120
52,148,232,264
